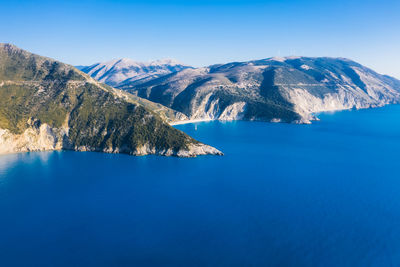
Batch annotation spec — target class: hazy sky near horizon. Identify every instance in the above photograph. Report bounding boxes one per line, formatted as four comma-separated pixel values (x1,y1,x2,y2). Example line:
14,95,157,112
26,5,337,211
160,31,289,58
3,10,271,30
1,0,399,78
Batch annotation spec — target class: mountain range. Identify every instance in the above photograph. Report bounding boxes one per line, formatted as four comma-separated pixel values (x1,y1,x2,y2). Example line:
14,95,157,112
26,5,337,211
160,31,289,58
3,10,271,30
0,44,221,156
2,44,400,157
80,58,190,87
82,57,400,124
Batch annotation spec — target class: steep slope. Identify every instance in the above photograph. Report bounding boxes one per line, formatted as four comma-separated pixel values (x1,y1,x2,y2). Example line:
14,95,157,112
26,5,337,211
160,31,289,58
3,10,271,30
0,44,221,156
80,58,191,87
118,57,400,123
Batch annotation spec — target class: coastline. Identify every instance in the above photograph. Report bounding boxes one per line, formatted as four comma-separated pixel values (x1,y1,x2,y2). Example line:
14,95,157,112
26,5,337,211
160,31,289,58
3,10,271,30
169,118,213,126
169,104,400,126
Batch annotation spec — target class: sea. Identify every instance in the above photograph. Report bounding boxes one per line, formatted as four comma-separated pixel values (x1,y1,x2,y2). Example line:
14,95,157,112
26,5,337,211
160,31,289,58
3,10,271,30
1,105,400,266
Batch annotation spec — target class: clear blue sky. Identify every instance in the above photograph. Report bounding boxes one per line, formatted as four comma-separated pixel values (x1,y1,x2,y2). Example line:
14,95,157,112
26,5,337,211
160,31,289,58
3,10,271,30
1,0,399,78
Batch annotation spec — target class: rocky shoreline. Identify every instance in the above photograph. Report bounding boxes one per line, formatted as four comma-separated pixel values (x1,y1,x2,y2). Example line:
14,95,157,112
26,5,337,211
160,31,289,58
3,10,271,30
0,121,223,157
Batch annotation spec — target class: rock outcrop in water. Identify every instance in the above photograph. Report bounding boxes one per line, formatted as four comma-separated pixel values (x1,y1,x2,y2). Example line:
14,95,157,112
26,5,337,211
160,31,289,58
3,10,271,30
97,57,400,123
0,44,222,157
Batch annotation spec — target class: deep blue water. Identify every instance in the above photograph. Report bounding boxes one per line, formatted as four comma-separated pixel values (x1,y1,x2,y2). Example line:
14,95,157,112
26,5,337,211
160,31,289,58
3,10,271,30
1,105,400,266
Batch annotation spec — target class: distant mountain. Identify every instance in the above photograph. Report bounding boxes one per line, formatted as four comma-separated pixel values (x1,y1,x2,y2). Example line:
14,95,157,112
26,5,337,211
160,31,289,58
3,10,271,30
117,57,400,123
0,44,221,156
80,58,191,87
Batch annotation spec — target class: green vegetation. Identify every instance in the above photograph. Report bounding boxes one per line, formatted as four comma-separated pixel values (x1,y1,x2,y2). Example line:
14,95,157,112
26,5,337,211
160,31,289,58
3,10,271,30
0,83,69,133
0,43,197,154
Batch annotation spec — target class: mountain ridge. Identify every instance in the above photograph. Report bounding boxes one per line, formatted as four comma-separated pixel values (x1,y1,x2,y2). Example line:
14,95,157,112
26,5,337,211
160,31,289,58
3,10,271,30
108,56,400,124
80,57,191,87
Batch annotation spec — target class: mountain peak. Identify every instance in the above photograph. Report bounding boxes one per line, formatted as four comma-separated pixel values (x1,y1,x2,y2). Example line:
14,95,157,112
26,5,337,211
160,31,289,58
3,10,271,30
96,57,187,68
151,58,185,66
0,43,17,48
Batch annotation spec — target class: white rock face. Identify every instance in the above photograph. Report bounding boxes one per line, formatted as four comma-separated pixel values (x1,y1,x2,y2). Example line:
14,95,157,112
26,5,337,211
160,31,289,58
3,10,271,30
352,67,400,100
0,124,67,154
283,66,400,122
176,143,223,157
190,93,220,120
188,92,247,121
219,102,247,120
169,101,246,125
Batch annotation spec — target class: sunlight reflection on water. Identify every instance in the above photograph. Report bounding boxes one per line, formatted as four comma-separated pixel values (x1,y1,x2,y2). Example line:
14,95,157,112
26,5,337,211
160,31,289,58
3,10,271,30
0,151,52,178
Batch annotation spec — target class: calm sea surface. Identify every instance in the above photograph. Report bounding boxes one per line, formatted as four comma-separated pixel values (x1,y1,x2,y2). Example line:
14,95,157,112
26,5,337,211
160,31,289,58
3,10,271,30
1,105,400,266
